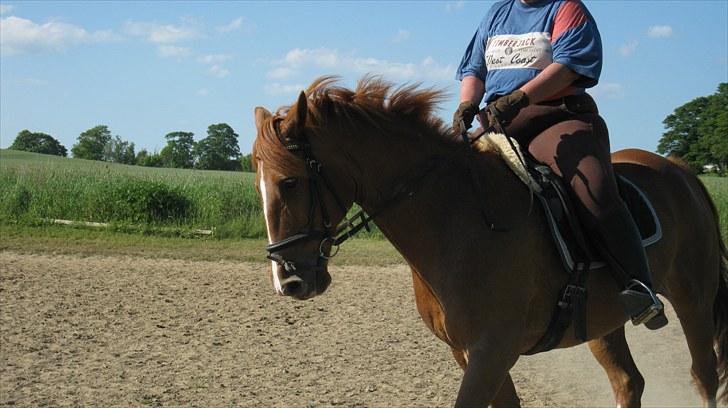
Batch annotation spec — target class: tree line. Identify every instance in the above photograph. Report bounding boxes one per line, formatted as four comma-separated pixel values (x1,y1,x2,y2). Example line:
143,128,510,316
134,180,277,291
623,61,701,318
9,123,254,172
9,83,726,174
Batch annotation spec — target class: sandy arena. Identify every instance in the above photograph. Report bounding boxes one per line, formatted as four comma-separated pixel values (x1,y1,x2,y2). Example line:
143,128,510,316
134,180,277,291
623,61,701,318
0,251,705,407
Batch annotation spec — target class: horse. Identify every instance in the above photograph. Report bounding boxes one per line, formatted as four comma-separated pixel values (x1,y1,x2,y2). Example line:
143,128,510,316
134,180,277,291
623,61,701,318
251,76,728,407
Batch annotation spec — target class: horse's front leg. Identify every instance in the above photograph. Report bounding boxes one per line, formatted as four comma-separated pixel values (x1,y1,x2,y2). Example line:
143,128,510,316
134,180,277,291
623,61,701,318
452,347,521,407
588,326,645,407
455,339,520,407
491,373,521,408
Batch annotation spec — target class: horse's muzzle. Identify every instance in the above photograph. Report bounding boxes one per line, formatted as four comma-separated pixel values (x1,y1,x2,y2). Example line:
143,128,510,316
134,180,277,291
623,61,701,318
279,275,309,299
276,267,331,300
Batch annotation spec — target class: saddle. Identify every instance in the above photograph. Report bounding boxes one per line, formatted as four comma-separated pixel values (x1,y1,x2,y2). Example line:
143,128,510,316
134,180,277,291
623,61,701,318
474,133,663,354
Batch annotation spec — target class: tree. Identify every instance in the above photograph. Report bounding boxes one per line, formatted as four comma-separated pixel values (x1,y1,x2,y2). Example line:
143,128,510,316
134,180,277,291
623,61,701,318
240,153,254,172
10,130,67,157
72,125,112,160
698,83,728,173
136,149,163,167
658,83,728,173
103,135,136,165
194,123,241,171
160,131,195,168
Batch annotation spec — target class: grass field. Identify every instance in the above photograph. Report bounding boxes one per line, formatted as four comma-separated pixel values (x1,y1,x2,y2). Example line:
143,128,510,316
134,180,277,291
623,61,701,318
1,149,726,245
701,176,728,243
0,149,265,238
0,223,403,266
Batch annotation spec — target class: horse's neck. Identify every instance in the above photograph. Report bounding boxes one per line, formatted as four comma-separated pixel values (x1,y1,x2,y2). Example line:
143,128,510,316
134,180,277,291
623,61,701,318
340,128,533,273
328,123,447,214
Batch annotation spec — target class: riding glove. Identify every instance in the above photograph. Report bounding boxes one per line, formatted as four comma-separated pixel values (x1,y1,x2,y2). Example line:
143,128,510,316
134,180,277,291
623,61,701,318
486,90,530,128
453,101,479,135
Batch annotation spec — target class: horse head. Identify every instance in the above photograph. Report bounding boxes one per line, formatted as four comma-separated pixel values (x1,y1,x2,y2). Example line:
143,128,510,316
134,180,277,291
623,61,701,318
252,76,452,300
253,90,354,300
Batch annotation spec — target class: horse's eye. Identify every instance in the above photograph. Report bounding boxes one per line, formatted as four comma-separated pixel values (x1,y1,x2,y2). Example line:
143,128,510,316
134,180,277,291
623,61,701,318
282,177,298,190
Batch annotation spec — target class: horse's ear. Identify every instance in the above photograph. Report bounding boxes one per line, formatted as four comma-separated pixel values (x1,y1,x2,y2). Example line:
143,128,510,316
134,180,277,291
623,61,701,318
294,91,307,134
281,91,308,139
254,107,272,130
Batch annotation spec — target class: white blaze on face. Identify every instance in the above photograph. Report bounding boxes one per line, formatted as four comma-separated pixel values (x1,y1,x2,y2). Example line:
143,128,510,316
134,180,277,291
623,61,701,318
259,164,284,294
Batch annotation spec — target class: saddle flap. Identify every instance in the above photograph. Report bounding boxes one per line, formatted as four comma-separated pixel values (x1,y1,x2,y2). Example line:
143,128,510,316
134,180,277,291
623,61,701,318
617,176,662,246
535,170,662,275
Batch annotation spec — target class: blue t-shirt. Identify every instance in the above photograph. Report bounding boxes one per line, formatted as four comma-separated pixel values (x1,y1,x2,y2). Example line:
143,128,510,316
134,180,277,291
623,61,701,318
455,0,602,102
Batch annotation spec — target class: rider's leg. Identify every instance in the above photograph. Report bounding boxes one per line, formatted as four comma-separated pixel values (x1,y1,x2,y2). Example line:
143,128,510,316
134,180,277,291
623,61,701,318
524,111,667,329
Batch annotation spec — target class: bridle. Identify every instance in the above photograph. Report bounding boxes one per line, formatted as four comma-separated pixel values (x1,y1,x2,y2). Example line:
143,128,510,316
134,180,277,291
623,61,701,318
264,117,375,275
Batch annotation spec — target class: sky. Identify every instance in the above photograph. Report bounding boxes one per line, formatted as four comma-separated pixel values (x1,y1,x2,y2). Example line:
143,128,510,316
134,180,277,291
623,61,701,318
1,1,726,155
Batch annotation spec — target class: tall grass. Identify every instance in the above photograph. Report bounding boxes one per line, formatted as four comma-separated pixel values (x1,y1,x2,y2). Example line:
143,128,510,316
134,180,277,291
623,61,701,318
700,176,728,244
0,150,265,238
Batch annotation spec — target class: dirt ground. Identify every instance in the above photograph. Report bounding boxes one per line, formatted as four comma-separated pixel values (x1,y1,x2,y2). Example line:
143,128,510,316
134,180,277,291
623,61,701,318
0,251,706,407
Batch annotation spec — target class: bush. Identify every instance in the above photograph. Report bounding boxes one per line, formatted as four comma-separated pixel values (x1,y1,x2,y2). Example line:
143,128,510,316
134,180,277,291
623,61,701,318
2,186,32,219
94,179,191,223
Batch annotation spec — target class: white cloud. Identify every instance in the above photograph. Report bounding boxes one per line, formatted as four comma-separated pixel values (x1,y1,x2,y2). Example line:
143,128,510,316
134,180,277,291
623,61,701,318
90,29,120,42
198,53,232,64
198,54,232,78
208,64,229,78
265,83,306,96
618,39,638,57
217,17,244,33
0,4,14,15
158,45,192,58
197,88,209,96
353,57,420,78
393,29,410,43
266,66,296,80
124,21,198,44
267,47,453,82
647,25,673,39
445,1,465,12
0,16,116,56
591,82,625,99
281,48,339,68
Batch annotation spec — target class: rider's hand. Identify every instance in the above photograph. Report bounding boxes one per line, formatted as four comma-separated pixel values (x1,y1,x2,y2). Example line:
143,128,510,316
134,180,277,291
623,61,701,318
452,101,479,135
486,90,530,128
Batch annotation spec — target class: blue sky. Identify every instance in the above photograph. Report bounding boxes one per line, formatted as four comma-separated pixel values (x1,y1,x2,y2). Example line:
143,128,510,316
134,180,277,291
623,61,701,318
1,1,726,155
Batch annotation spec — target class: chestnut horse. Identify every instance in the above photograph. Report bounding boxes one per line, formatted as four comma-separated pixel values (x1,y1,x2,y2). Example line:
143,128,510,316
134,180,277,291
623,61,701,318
252,77,728,407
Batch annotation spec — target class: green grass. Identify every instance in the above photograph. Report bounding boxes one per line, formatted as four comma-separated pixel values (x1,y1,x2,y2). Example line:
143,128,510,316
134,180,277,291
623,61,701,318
0,223,404,266
700,175,728,243
0,149,265,239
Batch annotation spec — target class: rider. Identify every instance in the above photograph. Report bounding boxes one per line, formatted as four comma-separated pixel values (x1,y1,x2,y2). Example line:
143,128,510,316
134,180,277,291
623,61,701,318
452,0,667,329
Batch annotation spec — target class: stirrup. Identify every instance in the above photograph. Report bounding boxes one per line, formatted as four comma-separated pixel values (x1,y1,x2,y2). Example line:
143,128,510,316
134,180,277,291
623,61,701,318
618,280,667,329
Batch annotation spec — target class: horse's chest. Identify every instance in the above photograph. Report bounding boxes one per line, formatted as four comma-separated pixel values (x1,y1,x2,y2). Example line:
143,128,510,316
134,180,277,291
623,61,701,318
411,269,451,346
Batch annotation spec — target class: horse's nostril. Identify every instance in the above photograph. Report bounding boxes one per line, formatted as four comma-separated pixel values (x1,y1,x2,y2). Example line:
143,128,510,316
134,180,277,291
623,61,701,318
282,280,307,297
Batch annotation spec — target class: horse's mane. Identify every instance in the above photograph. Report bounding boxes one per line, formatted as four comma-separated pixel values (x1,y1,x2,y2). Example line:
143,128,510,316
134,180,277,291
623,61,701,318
255,76,478,173
299,76,451,140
